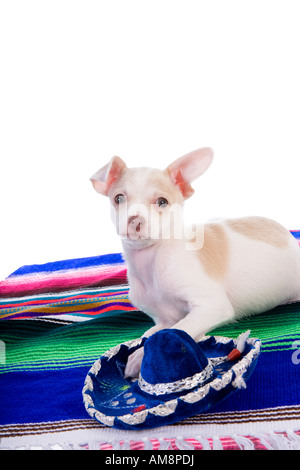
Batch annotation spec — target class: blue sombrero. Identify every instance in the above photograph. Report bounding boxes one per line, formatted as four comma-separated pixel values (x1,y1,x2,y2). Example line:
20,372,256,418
82,329,261,430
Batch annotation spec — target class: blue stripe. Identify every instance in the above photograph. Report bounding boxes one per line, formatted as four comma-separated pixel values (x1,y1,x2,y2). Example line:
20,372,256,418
0,367,90,425
291,230,300,240
8,253,124,278
0,349,298,425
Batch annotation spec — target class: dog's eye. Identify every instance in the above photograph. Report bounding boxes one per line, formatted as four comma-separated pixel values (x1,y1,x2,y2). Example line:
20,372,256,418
156,197,168,208
114,194,126,205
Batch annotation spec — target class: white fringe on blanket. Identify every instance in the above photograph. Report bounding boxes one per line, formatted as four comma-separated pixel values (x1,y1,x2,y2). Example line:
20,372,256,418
1,432,300,450
1,422,300,450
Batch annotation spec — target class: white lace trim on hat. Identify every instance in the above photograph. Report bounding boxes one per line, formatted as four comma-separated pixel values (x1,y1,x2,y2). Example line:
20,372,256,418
138,361,214,396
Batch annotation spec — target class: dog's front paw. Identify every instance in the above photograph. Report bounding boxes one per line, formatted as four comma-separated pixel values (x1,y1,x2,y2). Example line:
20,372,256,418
124,347,144,378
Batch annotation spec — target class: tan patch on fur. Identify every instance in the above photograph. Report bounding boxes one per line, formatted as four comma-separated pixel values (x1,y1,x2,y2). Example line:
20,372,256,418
198,223,229,280
227,216,290,248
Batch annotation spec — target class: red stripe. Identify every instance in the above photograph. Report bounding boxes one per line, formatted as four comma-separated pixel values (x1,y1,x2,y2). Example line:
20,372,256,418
0,267,127,297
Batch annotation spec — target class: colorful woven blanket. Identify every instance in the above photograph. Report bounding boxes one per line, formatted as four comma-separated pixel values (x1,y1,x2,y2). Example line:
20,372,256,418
1,232,300,450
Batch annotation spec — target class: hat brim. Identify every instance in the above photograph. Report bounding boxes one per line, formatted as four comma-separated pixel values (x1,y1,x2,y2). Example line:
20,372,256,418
82,334,261,430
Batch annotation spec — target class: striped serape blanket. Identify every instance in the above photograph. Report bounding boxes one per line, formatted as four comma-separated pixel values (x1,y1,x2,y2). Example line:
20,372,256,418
0,231,300,450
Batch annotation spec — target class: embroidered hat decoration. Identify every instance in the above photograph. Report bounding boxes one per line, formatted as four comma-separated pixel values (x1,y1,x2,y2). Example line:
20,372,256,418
82,329,261,430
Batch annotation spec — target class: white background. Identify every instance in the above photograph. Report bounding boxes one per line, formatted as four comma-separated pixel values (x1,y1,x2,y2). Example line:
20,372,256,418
1,1,300,281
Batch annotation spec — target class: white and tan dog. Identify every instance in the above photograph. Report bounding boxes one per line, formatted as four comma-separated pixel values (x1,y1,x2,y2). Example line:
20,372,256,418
91,148,300,377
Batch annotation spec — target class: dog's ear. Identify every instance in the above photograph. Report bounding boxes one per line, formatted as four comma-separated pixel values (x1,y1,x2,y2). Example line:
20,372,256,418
166,147,213,199
90,156,127,196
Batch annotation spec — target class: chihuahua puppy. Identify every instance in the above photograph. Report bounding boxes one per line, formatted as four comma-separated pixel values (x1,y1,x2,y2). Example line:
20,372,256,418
91,148,300,378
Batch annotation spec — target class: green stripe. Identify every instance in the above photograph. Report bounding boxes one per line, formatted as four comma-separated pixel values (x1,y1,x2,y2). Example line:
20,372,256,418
0,310,153,373
0,303,299,373
210,303,300,341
